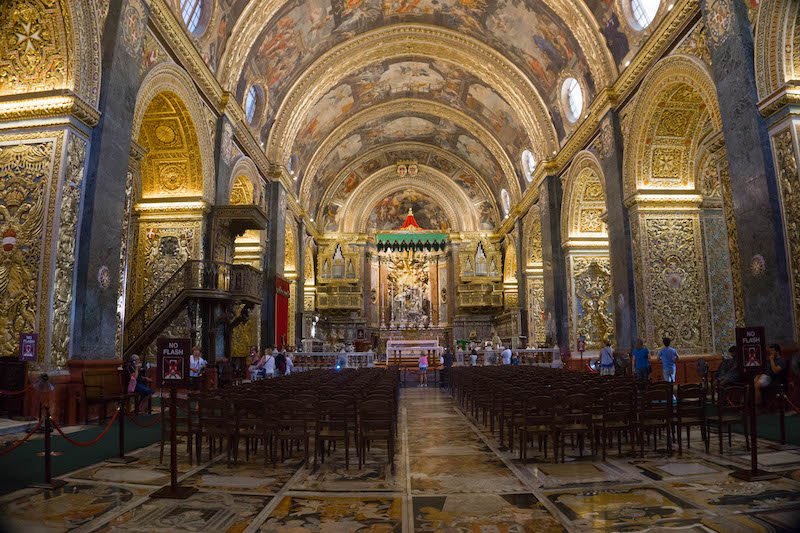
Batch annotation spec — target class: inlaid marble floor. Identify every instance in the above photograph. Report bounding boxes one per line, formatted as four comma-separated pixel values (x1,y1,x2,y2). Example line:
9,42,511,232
2,387,800,532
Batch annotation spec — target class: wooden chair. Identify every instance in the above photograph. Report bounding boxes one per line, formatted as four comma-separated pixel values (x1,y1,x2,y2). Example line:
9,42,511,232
706,383,749,454
675,384,708,454
196,397,233,464
601,390,637,459
518,395,557,463
274,399,313,466
314,399,352,469
556,393,596,462
638,384,673,456
358,399,395,473
232,398,271,465
159,397,194,465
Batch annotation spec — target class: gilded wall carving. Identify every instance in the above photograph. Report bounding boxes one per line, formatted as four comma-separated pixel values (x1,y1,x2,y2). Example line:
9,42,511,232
526,276,545,346
634,213,709,351
0,140,53,359
232,305,259,357
774,127,800,339
50,134,86,367
129,222,202,312
115,164,136,358
0,0,68,96
567,256,614,349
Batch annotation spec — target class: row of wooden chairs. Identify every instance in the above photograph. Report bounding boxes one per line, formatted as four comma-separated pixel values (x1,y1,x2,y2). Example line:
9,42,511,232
159,368,399,472
451,366,750,463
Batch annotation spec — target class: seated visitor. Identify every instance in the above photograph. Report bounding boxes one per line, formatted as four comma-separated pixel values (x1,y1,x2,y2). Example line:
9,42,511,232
262,347,276,378
754,344,787,406
633,338,650,381
715,346,741,387
599,339,615,376
125,354,153,409
659,337,679,382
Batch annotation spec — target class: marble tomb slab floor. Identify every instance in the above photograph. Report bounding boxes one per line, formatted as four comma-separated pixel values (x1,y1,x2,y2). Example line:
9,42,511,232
2,387,800,531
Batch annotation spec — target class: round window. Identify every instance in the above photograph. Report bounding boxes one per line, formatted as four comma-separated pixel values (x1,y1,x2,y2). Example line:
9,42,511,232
180,0,204,34
500,189,511,217
245,85,260,125
630,0,660,30
521,150,537,182
562,77,584,123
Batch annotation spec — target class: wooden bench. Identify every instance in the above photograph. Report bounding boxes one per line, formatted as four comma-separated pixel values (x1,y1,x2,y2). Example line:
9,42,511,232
82,369,128,423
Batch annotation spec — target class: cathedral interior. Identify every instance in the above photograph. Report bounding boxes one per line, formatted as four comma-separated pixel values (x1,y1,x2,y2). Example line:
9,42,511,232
1,0,800,531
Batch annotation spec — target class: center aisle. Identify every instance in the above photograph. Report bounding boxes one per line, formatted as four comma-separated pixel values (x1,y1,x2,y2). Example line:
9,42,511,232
401,387,564,531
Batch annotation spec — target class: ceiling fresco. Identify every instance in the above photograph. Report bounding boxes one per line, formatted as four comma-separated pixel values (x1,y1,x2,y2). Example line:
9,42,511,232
304,110,509,212
236,0,595,140
366,188,451,232
290,58,531,182
318,144,501,232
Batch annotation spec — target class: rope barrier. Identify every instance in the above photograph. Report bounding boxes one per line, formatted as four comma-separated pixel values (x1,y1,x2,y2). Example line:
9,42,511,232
0,418,42,457
52,409,119,447
125,411,162,428
0,385,33,397
783,393,800,416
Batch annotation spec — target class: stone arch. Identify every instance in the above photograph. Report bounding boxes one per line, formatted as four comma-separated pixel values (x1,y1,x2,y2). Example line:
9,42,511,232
623,55,723,201
342,167,479,233
754,0,800,101
561,151,608,242
229,156,263,206
132,63,215,201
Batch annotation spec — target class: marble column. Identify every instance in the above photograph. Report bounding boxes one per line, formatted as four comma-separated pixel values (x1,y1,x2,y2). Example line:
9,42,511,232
72,0,148,358
597,111,638,350
294,221,306,348
701,0,795,342
261,180,286,347
539,175,569,349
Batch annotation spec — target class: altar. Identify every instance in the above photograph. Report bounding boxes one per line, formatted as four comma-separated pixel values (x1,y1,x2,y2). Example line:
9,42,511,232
385,339,442,366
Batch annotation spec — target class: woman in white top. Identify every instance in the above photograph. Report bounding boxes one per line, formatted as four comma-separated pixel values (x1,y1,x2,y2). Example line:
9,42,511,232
189,347,207,390
262,348,276,378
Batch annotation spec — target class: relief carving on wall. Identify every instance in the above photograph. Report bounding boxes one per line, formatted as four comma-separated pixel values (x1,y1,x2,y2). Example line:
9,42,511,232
0,0,67,96
775,128,800,339
0,141,51,359
527,276,545,345
50,135,85,366
569,257,614,349
638,215,709,351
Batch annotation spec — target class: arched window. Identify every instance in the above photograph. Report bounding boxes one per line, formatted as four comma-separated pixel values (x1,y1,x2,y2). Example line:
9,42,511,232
500,189,511,217
562,77,584,123
180,0,203,34
631,0,660,30
245,85,260,125
521,150,537,182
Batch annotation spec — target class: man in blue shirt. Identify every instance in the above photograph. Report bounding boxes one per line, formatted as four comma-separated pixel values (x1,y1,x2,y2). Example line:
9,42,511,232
658,337,679,382
632,338,650,381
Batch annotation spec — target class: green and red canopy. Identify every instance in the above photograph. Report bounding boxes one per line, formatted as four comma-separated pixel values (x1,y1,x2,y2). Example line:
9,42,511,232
375,209,448,253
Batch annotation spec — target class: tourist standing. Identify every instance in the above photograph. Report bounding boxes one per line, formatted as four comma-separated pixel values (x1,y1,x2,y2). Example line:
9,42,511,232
501,346,512,365
456,346,464,366
469,348,478,367
599,339,615,376
658,337,679,382
285,350,295,375
632,338,650,381
189,346,207,389
418,351,429,387
262,347,276,379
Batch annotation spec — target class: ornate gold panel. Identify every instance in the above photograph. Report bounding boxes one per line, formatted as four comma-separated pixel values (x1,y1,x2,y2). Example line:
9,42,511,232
774,127,800,339
50,134,85,367
567,255,614,350
0,0,68,96
632,211,710,351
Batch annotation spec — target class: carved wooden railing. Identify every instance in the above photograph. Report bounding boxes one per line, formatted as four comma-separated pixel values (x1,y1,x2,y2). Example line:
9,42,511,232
123,260,262,357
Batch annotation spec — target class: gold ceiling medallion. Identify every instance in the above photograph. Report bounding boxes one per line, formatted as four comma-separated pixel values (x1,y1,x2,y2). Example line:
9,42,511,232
396,160,418,178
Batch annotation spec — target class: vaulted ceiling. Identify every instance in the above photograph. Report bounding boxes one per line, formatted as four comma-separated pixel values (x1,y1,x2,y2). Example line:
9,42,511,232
172,0,668,232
